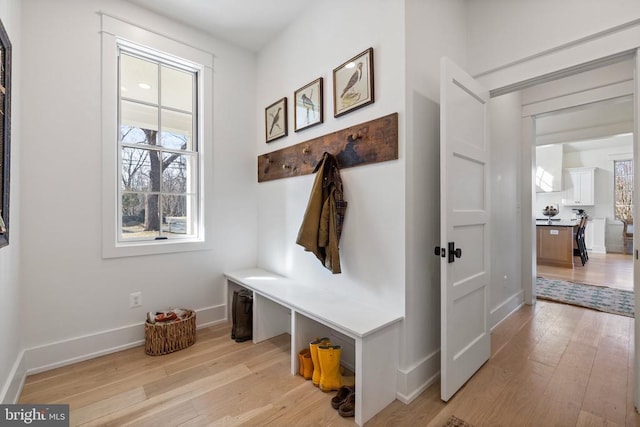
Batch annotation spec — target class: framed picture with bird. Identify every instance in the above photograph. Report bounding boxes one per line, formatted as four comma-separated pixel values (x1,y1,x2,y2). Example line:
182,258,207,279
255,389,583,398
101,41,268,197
333,47,374,118
294,77,323,132
265,97,288,143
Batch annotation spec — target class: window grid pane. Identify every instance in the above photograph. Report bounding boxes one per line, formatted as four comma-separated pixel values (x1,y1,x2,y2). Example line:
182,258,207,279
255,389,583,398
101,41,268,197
120,53,158,104
118,45,199,243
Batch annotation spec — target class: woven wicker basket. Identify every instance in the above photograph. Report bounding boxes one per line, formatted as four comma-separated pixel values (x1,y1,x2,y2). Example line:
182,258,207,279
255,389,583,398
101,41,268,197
144,309,196,356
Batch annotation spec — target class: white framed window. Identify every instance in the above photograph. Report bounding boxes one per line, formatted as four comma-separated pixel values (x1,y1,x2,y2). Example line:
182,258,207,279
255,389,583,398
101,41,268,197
101,15,213,258
614,158,633,222
118,47,199,242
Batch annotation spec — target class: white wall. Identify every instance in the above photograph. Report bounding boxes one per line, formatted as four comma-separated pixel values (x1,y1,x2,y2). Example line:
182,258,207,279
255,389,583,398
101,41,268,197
255,0,406,313
466,0,640,76
255,0,470,403
19,0,257,372
0,0,22,404
488,92,523,324
402,0,467,401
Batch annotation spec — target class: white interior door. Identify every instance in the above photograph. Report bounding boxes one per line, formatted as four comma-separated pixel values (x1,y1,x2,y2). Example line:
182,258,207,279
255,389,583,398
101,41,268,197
439,57,491,401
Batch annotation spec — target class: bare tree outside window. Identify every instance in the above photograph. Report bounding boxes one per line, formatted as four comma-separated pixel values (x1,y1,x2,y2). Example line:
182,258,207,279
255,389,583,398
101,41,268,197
614,159,633,222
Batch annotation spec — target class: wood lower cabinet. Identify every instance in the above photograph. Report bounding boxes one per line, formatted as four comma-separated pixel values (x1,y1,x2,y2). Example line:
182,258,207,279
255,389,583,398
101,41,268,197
536,226,574,268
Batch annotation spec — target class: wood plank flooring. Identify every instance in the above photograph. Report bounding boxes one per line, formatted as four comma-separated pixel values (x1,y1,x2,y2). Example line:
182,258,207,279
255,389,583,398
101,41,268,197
537,253,633,291
19,300,639,426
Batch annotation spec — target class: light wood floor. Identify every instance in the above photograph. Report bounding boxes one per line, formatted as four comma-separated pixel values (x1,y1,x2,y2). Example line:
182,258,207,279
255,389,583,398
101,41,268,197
18,300,638,426
537,252,633,291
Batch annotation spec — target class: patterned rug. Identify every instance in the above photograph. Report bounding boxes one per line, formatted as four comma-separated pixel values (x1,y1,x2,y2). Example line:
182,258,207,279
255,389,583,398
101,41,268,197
536,276,634,318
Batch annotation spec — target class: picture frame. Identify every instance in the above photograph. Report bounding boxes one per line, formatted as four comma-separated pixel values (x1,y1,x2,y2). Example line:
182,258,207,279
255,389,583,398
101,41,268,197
333,47,374,117
294,77,323,132
0,18,11,249
265,97,288,143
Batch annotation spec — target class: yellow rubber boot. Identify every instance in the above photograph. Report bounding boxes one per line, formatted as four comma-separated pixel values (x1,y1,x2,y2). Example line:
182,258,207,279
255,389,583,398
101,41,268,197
298,348,311,378
301,351,313,380
309,337,330,387
318,345,342,392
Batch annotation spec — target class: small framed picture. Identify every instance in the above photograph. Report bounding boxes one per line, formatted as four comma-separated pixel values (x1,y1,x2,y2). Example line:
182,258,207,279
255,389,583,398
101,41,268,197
265,97,287,143
294,77,323,132
333,47,374,117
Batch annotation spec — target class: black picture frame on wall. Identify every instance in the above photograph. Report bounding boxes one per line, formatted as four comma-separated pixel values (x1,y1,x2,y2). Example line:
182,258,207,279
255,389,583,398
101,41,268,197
265,97,287,143
294,77,323,132
0,17,11,249
333,47,374,117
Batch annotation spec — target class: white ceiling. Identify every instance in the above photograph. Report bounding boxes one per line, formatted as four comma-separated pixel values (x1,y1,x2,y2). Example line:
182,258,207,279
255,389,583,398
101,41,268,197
535,95,634,142
561,132,633,152
123,0,313,52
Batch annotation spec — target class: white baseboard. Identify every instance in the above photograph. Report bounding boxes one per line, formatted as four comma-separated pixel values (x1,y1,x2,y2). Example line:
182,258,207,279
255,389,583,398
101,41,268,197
0,350,26,404
393,293,524,405
591,245,607,254
395,349,440,404
24,304,226,375
490,290,524,329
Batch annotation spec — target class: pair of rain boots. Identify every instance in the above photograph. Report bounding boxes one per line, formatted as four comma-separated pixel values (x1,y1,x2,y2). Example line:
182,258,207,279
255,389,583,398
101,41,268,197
306,337,342,392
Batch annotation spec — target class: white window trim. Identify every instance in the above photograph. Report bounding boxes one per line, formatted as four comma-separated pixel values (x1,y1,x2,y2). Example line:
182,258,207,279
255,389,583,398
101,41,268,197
101,14,214,258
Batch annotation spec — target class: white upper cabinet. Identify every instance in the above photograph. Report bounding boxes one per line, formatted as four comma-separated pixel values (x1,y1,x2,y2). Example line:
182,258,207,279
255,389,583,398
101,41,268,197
536,145,563,192
563,167,596,206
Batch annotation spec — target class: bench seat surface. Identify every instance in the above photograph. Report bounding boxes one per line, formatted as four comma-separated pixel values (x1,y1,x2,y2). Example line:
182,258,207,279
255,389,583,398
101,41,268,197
225,268,403,338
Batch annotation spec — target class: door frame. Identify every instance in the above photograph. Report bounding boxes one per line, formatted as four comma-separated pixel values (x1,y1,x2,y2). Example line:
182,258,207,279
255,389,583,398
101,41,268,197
474,19,640,410
521,72,634,303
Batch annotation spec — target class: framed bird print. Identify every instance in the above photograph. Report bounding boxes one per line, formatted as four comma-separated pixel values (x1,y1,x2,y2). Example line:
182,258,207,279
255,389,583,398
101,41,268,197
333,47,374,117
294,78,323,132
265,97,287,143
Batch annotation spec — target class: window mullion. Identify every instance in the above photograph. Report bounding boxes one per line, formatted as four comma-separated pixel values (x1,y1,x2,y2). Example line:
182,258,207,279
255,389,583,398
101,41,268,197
156,62,164,238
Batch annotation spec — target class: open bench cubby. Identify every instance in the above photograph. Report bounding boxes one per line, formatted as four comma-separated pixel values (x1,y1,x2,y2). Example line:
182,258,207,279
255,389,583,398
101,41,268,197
225,268,403,426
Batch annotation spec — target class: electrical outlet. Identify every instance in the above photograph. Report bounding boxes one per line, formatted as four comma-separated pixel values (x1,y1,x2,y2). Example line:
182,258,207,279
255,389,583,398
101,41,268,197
130,291,142,308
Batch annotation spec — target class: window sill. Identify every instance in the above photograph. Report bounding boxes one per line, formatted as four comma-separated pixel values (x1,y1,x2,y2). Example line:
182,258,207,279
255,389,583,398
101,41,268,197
102,238,211,259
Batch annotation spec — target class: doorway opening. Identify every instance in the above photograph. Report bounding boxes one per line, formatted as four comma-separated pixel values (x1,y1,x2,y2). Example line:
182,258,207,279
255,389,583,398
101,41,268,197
488,53,637,301
533,96,634,292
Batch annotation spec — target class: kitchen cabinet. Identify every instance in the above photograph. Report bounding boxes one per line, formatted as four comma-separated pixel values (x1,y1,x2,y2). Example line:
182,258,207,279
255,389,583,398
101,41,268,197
536,223,575,268
562,167,595,206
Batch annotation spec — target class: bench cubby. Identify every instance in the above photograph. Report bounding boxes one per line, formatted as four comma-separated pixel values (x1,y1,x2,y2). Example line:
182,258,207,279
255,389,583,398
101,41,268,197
225,268,403,426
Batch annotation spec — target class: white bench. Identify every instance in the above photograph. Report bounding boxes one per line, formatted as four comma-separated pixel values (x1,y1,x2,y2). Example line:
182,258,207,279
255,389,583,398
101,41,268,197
225,268,403,426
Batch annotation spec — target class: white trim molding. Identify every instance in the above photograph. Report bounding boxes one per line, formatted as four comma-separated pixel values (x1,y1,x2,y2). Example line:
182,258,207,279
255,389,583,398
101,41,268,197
478,19,640,95
23,304,225,375
100,14,215,258
395,349,440,404
0,351,26,404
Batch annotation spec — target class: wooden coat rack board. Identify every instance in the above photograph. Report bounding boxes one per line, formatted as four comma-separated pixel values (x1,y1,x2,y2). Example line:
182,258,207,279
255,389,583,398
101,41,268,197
258,113,398,182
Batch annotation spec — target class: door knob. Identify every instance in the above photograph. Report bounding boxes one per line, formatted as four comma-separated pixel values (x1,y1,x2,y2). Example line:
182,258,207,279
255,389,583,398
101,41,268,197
448,242,462,263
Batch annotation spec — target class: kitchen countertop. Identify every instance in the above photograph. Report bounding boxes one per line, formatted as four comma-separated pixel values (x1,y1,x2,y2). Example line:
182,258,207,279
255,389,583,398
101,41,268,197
536,219,580,227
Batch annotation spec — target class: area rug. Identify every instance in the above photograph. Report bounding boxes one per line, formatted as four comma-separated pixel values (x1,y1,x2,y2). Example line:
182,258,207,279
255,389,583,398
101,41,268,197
444,415,473,427
536,276,634,318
